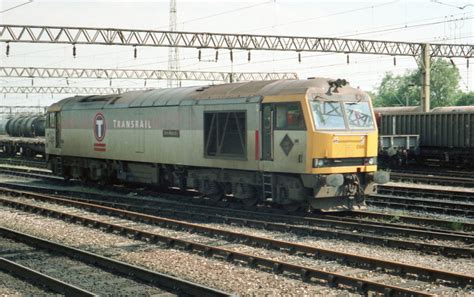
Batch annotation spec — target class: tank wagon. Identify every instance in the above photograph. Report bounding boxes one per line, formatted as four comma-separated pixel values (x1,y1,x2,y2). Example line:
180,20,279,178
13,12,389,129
377,106,474,167
46,78,388,211
5,115,45,137
0,115,45,158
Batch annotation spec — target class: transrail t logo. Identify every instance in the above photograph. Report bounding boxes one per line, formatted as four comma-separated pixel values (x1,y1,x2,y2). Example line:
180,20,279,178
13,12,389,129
94,113,106,142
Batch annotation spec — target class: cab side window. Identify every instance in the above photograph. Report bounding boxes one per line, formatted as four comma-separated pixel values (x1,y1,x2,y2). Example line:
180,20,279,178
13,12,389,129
47,113,56,128
275,103,305,130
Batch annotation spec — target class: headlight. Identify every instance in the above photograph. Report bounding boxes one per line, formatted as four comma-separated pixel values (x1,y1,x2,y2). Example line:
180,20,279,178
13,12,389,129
365,157,376,165
313,158,327,167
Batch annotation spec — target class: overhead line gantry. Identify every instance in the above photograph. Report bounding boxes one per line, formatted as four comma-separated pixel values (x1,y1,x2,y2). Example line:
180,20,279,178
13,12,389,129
1,24,472,111
0,66,298,82
0,24,471,57
0,86,147,95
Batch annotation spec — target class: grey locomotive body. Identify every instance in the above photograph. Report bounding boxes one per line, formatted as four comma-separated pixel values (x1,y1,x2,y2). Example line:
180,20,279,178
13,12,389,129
46,79,385,210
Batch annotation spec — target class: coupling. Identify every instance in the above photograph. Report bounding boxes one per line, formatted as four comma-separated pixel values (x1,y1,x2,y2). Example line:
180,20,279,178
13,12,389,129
325,174,344,187
374,171,390,184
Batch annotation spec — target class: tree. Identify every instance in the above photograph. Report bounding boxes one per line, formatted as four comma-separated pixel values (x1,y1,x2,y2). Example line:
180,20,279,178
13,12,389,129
455,92,474,106
374,58,461,108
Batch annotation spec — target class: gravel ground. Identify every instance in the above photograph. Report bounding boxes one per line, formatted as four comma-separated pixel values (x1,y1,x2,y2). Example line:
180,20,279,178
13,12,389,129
375,181,474,222
0,206,348,296
5,193,471,276
0,195,471,295
0,270,59,297
197,223,474,275
366,204,474,224
0,237,167,296
0,175,472,294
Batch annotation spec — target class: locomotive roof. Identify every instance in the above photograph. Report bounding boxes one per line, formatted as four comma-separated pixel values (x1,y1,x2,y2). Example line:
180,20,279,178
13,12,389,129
48,78,367,112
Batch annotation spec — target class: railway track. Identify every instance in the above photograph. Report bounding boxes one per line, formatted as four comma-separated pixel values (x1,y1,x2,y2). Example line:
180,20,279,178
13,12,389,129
0,188,470,296
390,171,474,187
0,165,54,178
388,167,474,178
0,157,47,169
0,163,474,228
2,161,474,217
373,184,474,217
1,182,471,258
0,164,472,229
0,226,227,296
332,210,474,232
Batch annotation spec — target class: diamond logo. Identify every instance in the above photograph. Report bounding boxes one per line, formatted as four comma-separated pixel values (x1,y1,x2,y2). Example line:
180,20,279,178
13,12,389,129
280,134,294,156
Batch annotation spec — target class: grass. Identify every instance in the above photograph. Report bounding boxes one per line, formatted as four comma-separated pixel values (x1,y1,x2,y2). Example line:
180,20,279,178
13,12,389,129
449,221,465,231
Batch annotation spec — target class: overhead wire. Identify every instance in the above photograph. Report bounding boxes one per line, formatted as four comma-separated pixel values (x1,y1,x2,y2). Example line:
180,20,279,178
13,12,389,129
0,0,33,14
239,0,400,34
159,0,273,29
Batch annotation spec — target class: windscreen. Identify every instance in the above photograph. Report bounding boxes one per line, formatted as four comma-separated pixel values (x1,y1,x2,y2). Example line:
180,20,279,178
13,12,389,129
344,102,374,129
311,100,375,130
310,101,345,130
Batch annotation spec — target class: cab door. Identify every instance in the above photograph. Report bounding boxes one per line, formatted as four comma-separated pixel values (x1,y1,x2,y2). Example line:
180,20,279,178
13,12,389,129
261,102,307,173
45,111,61,156
261,104,274,161
55,112,61,148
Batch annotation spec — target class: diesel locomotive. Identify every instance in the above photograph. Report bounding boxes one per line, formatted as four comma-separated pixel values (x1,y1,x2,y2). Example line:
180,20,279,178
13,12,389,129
45,78,388,211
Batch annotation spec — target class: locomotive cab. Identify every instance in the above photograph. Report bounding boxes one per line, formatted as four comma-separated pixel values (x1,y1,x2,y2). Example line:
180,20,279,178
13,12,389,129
304,94,388,210
259,80,388,210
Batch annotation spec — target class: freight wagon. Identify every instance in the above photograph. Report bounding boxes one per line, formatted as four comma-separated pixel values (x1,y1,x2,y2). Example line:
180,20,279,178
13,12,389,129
378,108,474,167
0,115,45,158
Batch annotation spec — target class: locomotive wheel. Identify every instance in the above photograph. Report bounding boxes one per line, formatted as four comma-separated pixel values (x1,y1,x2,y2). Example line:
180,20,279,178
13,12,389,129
207,193,224,202
283,203,302,212
78,169,90,183
241,197,259,207
61,166,72,181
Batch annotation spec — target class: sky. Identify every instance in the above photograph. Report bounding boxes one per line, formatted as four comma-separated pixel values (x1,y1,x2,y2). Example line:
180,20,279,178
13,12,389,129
0,0,472,106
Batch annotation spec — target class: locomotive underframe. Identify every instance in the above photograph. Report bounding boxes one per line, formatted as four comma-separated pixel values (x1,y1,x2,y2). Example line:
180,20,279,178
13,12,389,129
50,155,373,210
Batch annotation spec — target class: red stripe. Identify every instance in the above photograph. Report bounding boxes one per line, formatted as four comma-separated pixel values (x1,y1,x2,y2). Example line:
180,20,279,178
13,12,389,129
94,147,106,152
94,143,106,147
255,130,259,160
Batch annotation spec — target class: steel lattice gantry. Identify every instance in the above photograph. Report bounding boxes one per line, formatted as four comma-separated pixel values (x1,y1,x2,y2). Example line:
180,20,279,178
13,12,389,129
1,24,473,111
0,105,47,115
0,86,148,94
0,24,472,57
0,66,298,82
